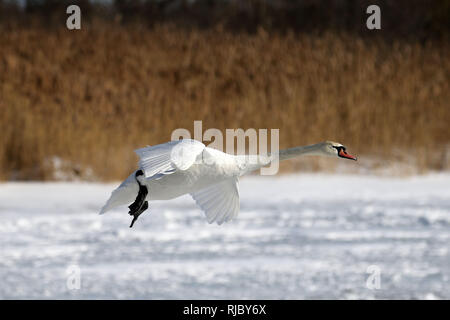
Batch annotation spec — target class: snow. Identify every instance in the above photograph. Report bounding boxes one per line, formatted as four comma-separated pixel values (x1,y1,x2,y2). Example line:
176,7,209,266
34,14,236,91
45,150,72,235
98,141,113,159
0,174,449,299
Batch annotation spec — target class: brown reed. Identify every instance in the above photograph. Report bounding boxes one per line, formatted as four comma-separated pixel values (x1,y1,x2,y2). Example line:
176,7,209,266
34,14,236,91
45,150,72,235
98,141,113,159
0,23,449,180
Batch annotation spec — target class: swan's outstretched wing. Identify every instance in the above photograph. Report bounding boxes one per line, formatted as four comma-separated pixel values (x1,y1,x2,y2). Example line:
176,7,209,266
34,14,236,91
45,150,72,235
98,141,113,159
191,178,239,225
135,139,205,179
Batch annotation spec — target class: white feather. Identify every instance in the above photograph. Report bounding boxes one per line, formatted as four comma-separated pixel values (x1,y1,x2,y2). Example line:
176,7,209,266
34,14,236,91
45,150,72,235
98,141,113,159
135,139,205,179
191,177,239,225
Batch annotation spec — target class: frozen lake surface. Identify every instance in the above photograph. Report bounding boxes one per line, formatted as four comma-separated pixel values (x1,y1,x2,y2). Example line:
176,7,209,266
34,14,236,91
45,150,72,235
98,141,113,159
0,174,449,299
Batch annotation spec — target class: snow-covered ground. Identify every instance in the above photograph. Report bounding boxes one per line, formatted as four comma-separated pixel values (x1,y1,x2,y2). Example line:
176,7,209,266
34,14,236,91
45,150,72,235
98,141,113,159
0,174,449,299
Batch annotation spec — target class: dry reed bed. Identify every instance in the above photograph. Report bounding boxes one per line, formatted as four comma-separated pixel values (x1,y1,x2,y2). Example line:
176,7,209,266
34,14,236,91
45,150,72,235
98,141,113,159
0,24,449,180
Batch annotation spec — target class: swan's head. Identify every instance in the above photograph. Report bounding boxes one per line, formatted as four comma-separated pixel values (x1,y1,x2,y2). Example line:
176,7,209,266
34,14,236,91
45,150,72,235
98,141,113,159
323,141,357,161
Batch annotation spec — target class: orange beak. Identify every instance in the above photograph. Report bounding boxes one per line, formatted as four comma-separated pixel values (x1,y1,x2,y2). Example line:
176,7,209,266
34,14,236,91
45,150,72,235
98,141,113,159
338,149,357,161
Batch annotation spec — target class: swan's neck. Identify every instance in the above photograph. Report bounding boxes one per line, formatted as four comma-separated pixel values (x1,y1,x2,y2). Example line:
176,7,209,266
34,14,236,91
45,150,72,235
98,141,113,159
235,142,327,176
277,143,325,161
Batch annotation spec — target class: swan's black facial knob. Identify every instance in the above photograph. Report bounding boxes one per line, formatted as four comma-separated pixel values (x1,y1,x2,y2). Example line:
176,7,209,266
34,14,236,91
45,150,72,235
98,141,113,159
333,146,357,161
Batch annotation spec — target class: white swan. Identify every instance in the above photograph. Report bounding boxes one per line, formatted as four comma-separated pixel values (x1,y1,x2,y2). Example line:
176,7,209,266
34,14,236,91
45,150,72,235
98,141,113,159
100,139,357,227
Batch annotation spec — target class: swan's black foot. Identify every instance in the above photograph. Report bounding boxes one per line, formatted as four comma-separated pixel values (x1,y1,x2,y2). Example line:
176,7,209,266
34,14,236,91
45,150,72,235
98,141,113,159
129,201,148,228
128,170,149,228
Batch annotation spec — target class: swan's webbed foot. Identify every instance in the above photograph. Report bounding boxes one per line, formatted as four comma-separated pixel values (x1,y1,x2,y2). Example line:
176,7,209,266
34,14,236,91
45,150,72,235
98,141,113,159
128,170,149,228
129,201,148,228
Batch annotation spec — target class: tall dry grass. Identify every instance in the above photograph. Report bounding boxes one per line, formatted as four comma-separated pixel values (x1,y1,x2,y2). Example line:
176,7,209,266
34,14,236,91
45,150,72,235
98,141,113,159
0,23,449,180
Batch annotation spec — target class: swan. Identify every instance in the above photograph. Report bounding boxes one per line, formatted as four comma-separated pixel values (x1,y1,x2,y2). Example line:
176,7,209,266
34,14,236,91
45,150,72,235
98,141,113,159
100,139,357,227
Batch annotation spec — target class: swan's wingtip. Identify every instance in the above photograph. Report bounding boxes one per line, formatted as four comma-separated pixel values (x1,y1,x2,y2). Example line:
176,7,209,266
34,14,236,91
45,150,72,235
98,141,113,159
98,206,108,215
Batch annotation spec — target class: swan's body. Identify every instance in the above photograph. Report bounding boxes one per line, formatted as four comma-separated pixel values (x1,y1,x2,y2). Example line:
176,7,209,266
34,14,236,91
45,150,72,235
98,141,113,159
101,139,356,226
